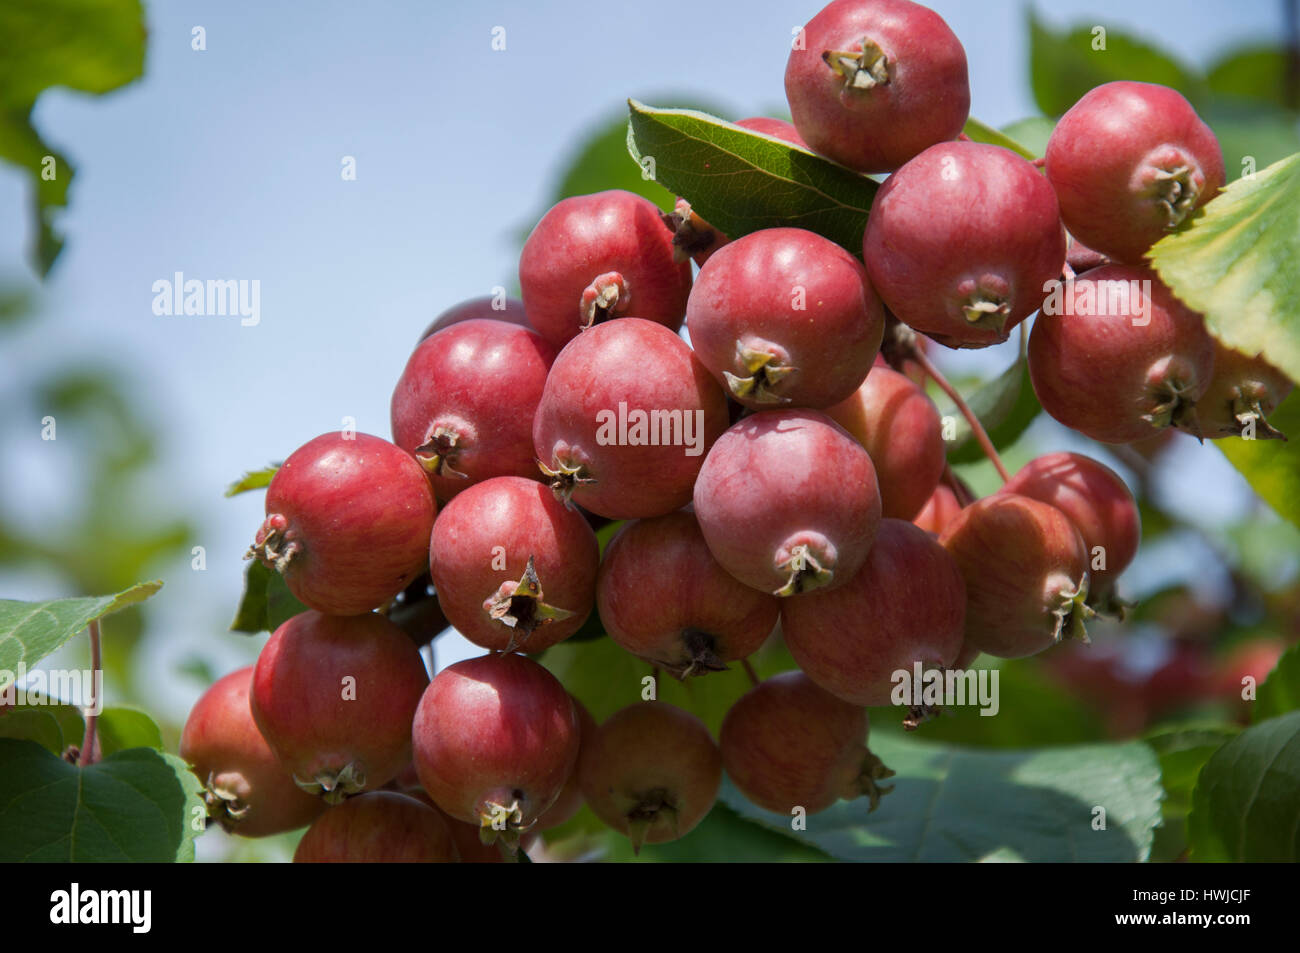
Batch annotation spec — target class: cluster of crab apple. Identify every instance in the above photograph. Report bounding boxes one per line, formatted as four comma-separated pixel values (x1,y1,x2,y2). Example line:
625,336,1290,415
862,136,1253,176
178,0,1292,862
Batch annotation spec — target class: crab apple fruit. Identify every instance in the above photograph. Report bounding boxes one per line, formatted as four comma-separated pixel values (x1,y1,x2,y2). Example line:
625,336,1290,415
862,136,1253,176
780,519,966,706
686,227,884,409
248,431,435,616
785,0,969,173
293,791,459,863
720,672,893,814
392,318,557,502
179,667,324,838
824,365,945,519
533,317,729,519
1002,452,1140,597
736,115,809,147
939,494,1092,659
596,510,780,678
864,141,1066,348
411,653,579,846
250,611,429,801
519,189,692,350
693,409,881,596
418,294,532,343
533,697,597,832
428,476,599,653
579,702,721,852
1029,265,1216,443
913,483,964,536
1194,344,1294,440
1066,235,1108,274
1046,81,1225,264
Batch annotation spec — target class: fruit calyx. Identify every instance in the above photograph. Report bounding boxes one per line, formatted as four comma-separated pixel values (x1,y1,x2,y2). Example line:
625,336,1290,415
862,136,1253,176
661,201,718,263
478,794,527,850
668,628,731,679
822,37,890,91
774,543,835,597
246,513,300,573
848,749,896,812
1229,389,1287,441
723,343,796,404
484,556,576,652
295,761,367,804
956,276,1012,331
579,272,630,329
624,787,679,855
414,424,469,479
200,772,250,831
1048,574,1096,645
1135,147,1205,229
1144,376,1202,439
537,457,597,506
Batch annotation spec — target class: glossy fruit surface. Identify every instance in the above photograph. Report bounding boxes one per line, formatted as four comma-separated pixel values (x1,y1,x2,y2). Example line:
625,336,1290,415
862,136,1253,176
785,0,970,173
249,431,435,616
693,409,881,595
687,227,884,409
429,476,598,653
250,611,429,801
864,141,1066,348
532,697,597,832
533,317,729,519
597,510,780,677
392,319,556,501
293,791,459,863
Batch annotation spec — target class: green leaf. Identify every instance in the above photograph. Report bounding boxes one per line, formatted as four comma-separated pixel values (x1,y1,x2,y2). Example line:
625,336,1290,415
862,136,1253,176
600,800,832,863
939,357,1042,465
1207,45,1298,112
224,466,278,497
999,117,1057,159
626,100,877,253
721,734,1163,862
0,739,206,862
230,559,307,634
1187,710,1300,861
1028,9,1205,117
0,705,81,755
1142,723,1240,861
0,0,147,275
1217,392,1300,528
0,582,162,691
961,118,1037,161
1149,152,1300,385
96,706,164,755
1254,642,1300,723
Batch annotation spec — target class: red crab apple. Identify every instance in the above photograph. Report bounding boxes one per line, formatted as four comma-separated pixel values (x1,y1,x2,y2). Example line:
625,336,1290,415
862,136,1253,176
780,519,966,707
1046,81,1225,264
940,494,1093,659
519,189,692,350
293,791,459,863
411,653,579,848
179,667,324,837
721,671,894,815
863,141,1066,348
1193,343,1294,440
1029,265,1216,443
785,0,970,173
687,227,884,409
532,317,729,519
248,431,435,616
693,409,881,595
392,319,557,502
824,365,945,519
532,697,597,832
596,510,780,678
250,611,429,801
579,702,721,852
428,476,599,653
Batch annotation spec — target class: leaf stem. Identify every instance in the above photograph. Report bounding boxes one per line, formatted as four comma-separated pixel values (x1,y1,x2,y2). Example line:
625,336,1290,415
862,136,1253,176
742,659,761,687
913,348,1011,483
79,619,101,767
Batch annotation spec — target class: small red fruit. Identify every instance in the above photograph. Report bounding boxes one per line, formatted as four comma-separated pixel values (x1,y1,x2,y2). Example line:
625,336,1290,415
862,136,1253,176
532,317,729,519
939,494,1092,659
418,294,532,342
248,432,435,616
687,227,884,409
596,510,780,678
1001,452,1141,598
392,319,557,502
864,141,1066,348
293,791,459,863
736,115,809,147
250,611,429,801
720,671,893,814
824,365,945,519
693,409,882,595
780,519,966,706
1029,265,1217,443
519,190,692,350
428,476,599,653
1193,343,1294,440
1046,81,1225,264
179,667,324,837
411,653,579,846
913,483,964,536
579,702,721,852
532,697,597,832
785,0,970,173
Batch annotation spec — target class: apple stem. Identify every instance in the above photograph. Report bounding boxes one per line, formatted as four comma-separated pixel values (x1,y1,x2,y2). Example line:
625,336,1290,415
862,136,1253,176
741,659,761,687
1032,156,1046,169
912,348,1011,483
79,620,101,767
